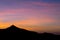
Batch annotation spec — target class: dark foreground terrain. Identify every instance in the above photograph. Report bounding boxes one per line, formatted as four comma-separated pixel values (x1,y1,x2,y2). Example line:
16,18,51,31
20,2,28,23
0,25,60,40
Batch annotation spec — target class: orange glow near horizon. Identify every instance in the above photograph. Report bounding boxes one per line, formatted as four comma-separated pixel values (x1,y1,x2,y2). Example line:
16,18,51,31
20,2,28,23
0,23,10,29
0,18,60,34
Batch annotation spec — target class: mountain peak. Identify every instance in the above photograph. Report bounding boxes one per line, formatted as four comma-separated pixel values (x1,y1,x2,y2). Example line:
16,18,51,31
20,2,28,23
9,25,17,28
4,25,23,32
7,25,20,29
3,25,29,32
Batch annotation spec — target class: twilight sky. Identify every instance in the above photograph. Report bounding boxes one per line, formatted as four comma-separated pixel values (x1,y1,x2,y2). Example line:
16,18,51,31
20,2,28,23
0,0,60,34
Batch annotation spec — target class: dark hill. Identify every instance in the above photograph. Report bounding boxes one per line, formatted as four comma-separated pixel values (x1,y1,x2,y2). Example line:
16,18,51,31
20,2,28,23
0,25,60,40
2,25,30,32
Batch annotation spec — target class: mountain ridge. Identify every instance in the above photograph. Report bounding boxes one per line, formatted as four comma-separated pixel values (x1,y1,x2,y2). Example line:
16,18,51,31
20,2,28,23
0,25,60,40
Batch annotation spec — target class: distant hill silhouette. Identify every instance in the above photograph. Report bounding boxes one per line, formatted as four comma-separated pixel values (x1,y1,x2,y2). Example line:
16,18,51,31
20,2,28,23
0,25,60,40
2,25,30,32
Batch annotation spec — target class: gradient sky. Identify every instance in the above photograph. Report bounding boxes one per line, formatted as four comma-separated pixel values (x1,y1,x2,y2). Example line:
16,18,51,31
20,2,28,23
0,0,60,34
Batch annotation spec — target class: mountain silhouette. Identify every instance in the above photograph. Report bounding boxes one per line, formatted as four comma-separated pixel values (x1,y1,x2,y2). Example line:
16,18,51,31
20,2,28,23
0,25,60,40
3,25,29,32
